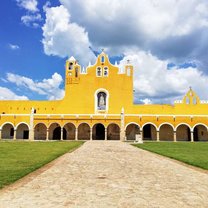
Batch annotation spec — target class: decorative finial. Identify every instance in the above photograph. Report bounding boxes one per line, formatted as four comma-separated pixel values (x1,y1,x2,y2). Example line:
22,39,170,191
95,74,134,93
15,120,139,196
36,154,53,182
189,86,192,90
127,59,130,64
101,48,104,52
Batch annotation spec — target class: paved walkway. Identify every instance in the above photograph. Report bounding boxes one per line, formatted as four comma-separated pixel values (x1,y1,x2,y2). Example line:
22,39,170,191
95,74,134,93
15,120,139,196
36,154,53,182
0,141,208,208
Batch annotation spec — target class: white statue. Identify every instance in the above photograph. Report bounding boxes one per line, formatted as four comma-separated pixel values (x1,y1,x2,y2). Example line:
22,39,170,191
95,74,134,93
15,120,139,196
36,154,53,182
98,93,105,110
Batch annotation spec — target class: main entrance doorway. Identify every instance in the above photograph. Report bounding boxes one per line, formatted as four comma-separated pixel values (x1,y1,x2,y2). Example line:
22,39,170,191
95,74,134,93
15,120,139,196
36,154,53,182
93,123,105,140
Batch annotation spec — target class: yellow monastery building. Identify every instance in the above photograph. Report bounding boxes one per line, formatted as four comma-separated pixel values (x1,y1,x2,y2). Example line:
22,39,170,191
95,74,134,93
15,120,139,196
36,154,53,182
0,52,208,142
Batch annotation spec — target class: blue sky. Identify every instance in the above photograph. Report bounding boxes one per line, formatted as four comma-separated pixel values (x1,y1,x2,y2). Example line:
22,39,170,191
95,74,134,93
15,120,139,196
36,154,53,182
1,0,208,104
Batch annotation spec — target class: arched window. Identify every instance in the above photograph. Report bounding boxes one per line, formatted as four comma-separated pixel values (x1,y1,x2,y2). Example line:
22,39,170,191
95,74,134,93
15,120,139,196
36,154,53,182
96,67,102,77
68,62,73,70
103,67,108,77
101,56,105,63
97,92,106,110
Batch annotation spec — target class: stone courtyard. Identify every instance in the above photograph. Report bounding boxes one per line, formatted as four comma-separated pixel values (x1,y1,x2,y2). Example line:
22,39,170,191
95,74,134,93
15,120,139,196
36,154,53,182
0,141,208,208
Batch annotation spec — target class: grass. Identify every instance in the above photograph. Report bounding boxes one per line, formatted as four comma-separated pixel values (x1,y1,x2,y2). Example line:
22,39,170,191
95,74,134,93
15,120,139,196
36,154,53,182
0,141,84,189
133,142,208,170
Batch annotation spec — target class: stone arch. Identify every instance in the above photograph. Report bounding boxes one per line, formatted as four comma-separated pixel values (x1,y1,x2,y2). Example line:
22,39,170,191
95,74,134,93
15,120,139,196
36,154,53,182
16,123,29,139
34,123,47,140
193,124,208,141
125,123,140,140
78,123,90,140
49,123,62,140
1,122,15,139
92,123,105,140
107,123,120,140
142,123,157,140
63,123,76,140
159,123,174,141
176,123,191,141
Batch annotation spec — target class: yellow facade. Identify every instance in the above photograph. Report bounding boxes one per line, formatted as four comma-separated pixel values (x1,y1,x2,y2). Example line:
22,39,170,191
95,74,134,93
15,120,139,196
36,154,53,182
0,52,208,142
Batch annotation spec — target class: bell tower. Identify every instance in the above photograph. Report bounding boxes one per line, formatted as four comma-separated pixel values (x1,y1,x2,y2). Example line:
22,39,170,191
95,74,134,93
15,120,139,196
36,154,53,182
65,56,80,85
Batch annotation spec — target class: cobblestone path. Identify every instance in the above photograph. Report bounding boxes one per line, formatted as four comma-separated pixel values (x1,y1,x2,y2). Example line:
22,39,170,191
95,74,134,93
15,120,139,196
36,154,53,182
0,141,208,208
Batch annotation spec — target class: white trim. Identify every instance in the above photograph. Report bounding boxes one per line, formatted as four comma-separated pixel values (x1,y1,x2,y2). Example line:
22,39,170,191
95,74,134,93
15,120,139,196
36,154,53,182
192,123,208,131
77,122,91,129
96,66,102,77
158,122,174,131
34,122,47,129
107,123,120,129
103,66,109,77
1,113,208,117
62,122,77,129
15,122,30,130
142,122,158,131
48,122,61,129
0,122,15,130
125,114,208,117
92,123,106,129
175,123,192,131
94,88,109,114
125,122,140,130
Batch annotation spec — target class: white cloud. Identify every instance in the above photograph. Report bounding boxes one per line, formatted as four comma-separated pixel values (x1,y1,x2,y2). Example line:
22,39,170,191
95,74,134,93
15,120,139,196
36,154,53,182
60,0,208,40
42,5,95,66
0,87,28,100
119,49,208,103
16,0,38,13
6,73,64,100
8,44,20,50
21,13,42,27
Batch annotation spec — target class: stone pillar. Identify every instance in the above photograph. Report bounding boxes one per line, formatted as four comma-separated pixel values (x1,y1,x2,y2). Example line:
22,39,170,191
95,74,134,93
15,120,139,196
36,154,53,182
14,129,17,140
0,129,2,140
29,107,35,141
124,130,127,141
156,131,160,142
46,128,49,141
140,130,143,141
61,127,63,141
29,128,34,141
90,128,93,140
105,128,107,140
173,131,177,142
120,107,125,141
75,128,78,141
191,131,194,142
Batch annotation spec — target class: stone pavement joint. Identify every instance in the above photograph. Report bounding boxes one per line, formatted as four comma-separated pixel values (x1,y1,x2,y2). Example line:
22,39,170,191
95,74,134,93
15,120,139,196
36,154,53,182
0,141,208,208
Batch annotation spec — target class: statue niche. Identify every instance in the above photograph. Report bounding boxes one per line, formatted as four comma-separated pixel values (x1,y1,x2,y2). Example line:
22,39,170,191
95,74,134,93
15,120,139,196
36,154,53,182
97,92,106,110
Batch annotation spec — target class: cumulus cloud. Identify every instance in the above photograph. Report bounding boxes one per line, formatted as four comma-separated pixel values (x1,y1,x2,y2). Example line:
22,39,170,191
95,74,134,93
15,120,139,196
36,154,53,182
119,49,208,103
42,5,95,66
6,73,64,100
8,43,20,50
16,0,38,12
59,0,208,71
0,87,28,100
60,0,208,40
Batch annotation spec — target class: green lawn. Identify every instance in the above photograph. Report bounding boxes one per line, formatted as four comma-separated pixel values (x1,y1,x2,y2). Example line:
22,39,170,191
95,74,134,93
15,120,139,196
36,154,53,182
133,142,208,170
0,141,84,189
